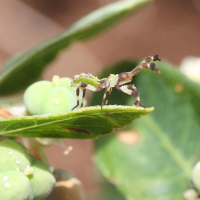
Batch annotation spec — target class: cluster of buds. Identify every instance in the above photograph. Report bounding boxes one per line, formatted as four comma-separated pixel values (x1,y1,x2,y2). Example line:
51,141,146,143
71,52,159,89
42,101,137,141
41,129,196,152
0,140,55,200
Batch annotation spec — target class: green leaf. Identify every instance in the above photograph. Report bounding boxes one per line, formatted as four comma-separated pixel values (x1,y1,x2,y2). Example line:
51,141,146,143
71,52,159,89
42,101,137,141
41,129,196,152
93,61,200,199
89,179,126,200
0,0,150,95
0,106,153,139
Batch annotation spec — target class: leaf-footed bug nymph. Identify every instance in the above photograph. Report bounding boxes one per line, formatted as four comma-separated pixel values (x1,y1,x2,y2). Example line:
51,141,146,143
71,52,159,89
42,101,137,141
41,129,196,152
70,55,161,110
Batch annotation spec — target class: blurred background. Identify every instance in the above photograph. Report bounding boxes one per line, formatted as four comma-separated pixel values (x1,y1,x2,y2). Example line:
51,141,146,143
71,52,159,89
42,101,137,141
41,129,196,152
0,0,200,197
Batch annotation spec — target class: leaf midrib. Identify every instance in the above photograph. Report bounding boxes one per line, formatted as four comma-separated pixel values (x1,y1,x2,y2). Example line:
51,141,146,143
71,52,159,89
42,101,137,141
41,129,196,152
0,107,152,134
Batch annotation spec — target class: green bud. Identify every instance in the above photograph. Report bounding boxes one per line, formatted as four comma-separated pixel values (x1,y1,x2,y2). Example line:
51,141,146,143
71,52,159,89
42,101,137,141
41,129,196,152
28,160,56,200
0,170,33,200
24,81,52,115
24,76,77,115
59,77,75,92
0,140,56,200
38,87,76,115
59,77,82,107
0,140,33,172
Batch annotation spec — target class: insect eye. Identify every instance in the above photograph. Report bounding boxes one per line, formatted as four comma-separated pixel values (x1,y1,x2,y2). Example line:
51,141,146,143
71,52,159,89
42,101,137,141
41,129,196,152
119,72,129,81
122,74,126,79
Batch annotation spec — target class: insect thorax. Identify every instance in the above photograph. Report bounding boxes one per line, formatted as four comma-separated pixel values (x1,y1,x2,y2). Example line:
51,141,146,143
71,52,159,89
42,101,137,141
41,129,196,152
71,73,100,89
106,74,119,87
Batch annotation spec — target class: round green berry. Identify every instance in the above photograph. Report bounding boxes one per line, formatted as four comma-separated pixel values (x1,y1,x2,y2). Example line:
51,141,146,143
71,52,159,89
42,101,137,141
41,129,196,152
0,170,33,200
24,76,77,115
28,160,56,200
24,81,52,115
0,140,33,172
59,77,75,91
38,87,76,115
0,140,56,200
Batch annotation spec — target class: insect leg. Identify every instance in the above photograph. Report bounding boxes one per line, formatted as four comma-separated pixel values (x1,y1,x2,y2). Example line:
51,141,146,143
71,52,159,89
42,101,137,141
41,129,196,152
105,88,112,105
72,83,88,110
72,86,80,110
101,89,108,108
116,84,144,107
101,83,110,108
81,88,86,107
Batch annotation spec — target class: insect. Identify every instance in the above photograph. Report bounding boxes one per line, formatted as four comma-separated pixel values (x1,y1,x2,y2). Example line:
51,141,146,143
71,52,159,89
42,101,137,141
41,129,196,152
71,55,161,110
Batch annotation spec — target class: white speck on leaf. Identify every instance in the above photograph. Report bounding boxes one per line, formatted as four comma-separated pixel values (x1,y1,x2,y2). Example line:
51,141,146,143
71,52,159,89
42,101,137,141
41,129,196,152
4,182,10,188
16,159,21,164
3,176,8,181
55,98,59,105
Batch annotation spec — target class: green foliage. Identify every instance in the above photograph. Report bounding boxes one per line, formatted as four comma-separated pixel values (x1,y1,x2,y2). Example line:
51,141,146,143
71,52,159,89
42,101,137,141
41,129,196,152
92,61,200,199
0,0,150,95
1,1,195,199
0,1,166,200
0,140,55,200
89,179,126,200
0,106,153,139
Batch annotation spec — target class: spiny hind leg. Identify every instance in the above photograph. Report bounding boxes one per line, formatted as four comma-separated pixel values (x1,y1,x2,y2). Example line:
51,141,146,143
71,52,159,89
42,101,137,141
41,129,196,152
115,84,144,107
126,85,144,107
